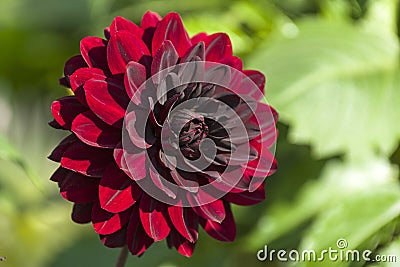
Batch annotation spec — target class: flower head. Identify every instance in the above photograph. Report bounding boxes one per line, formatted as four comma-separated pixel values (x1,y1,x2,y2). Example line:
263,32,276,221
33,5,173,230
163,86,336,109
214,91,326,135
50,11,278,257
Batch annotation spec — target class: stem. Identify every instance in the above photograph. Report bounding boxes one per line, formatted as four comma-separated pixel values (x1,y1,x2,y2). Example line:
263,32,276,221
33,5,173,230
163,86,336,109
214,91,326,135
115,246,128,267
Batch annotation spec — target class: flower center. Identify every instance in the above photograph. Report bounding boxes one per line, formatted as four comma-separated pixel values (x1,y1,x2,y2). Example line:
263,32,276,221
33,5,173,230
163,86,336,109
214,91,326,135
179,116,208,160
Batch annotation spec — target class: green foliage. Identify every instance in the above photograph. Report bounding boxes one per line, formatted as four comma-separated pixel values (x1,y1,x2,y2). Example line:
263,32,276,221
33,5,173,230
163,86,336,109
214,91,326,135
248,18,400,159
0,0,399,267
0,134,44,192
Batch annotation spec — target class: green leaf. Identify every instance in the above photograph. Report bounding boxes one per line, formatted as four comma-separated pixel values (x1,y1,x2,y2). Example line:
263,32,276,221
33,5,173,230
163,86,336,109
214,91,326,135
184,1,290,55
370,235,400,267
245,156,399,250
248,19,400,159
299,186,400,267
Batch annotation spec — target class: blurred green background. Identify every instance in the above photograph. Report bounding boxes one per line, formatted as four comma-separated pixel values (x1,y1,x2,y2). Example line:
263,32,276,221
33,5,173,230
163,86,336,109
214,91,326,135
1,0,400,266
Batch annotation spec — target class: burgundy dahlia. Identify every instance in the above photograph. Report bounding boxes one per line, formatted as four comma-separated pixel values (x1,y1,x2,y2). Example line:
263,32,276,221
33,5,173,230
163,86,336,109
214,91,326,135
49,11,278,257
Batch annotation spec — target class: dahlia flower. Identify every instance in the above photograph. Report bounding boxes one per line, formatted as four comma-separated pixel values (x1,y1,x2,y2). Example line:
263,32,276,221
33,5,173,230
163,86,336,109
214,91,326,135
49,11,278,258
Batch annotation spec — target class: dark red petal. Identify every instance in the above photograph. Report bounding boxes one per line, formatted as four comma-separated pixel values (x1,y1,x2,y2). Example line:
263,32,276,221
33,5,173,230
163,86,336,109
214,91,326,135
69,67,106,104
201,202,236,242
235,74,267,101
99,163,141,213
84,79,128,127
204,33,232,62
167,230,195,257
125,108,156,149
61,55,87,87
152,12,191,57
63,55,87,77
139,194,171,241
51,96,87,130
107,30,150,74
48,135,79,162
69,67,106,92
48,119,63,129
170,169,199,193
190,197,226,223
168,205,198,243
151,40,179,76
124,61,146,99
127,205,154,255
149,163,178,199
206,168,249,194
72,111,121,148
80,37,109,71
242,70,265,93
123,151,147,181
104,27,111,39
220,56,243,70
224,184,266,206
72,202,93,224
191,32,208,44
245,151,277,179
113,142,124,169
113,141,147,181
59,171,99,203
61,141,113,177
110,16,143,38
180,41,205,63
141,11,162,30
101,225,127,248
50,167,69,183
246,106,277,149
141,11,162,53
92,202,131,235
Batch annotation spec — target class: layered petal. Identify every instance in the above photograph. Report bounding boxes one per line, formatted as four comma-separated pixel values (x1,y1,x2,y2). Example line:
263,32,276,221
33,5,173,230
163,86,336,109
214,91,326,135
152,12,191,57
242,70,265,93
151,40,179,76
48,134,79,162
101,226,127,248
60,141,113,177
60,55,87,86
84,79,128,127
204,33,232,62
124,61,147,99
123,151,148,180
80,37,108,71
224,184,266,206
190,32,208,44
167,230,195,257
168,205,198,243
72,111,121,148
72,202,93,224
51,96,87,130
127,205,154,255
92,202,131,235
69,67,106,104
99,163,142,213
141,11,162,30
110,16,143,37
141,11,162,52
139,194,171,241
191,198,226,223
59,170,99,203
201,202,236,242
107,30,150,74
